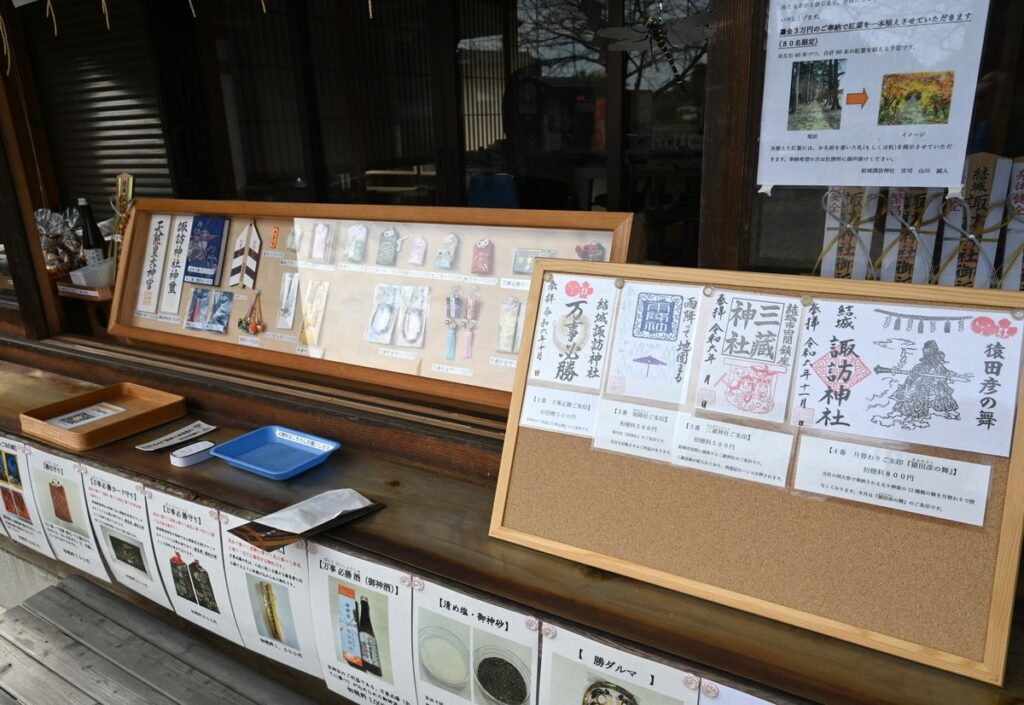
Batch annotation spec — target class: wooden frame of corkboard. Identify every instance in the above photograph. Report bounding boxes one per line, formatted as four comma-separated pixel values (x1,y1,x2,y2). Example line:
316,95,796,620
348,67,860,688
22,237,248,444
108,199,634,412
491,260,1024,685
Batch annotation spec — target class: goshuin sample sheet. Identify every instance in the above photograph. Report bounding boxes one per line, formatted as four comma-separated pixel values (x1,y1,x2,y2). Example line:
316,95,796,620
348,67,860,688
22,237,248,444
222,514,321,676
309,544,416,705
519,275,619,437
539,626,697,705
26,450,109,581
84,468,171,608
757,0,990,188
147,490,242,644
592,282,702,462
413,579,539,705
793,300,1024,456
0,438,54,558
695,290,802,424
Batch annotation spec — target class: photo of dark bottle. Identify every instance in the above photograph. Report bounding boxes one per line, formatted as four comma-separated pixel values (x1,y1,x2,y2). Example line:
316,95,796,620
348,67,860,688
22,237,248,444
170,552,197,603
358,596,382,677
189,559,220,613
337,585,365,671
77,197,106,265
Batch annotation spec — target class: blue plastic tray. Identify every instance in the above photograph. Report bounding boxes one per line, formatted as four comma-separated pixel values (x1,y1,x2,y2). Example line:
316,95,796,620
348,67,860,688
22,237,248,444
210,426,340,481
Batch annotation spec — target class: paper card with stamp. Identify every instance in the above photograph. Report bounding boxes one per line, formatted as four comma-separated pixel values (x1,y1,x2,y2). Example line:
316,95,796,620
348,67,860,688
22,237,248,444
792,300,1024,457
602,281,702,404
694,291,803,424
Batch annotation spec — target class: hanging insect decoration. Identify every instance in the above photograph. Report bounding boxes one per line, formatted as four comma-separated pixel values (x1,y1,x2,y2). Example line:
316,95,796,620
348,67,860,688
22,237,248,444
598,3,711,92
644,12,684,91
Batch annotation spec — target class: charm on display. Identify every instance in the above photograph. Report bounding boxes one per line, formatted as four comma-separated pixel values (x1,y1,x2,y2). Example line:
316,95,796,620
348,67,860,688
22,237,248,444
435,232,459,269
310,222,334,263
471,239,495,275
575,241,606,262
497,298,523,354
238,291,266,335
228,222,262,289
446,286,463,360
276,272,299,330
344,224,368,263
377,227,405,266
407,235,428,266
366,284,400,345
398,286,429,348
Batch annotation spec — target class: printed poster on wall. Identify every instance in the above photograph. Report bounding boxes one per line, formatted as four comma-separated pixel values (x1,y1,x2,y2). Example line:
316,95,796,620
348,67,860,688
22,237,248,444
222,514,321,676
147,490,242,644
695,290,802,424
539,625,698,705
792,300,1024,456
308,543,416,705
84,468,171,609
0,438,54,558
593,282,702,462
25,450,109,581
756,0,990,188
519,275,619,437
413,578,540,705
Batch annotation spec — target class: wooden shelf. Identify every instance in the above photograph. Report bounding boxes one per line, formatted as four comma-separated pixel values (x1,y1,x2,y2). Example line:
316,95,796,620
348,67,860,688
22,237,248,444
0,359,1023,705
55,278,113,302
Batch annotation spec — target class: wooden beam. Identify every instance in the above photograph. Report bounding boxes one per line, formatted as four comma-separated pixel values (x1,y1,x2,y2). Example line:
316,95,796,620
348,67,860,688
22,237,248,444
697,1,767,269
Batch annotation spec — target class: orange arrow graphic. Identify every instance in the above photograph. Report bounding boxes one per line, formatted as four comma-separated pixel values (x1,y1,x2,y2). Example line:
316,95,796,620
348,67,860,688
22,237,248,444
846,89,869,107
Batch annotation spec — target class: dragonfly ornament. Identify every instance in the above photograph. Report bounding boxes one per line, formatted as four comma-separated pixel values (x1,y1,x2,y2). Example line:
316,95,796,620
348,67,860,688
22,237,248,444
597,6,711,91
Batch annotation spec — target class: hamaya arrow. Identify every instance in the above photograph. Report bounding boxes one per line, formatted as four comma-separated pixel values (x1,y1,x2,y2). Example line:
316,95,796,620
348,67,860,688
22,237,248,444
846,89,868,107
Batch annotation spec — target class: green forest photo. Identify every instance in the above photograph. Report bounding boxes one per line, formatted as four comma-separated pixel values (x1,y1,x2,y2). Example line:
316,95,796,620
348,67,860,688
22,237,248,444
788,59,846,131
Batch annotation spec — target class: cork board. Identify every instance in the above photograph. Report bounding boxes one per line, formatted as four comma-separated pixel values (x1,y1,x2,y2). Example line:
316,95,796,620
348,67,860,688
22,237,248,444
491,261,1024,685
109,199,633,410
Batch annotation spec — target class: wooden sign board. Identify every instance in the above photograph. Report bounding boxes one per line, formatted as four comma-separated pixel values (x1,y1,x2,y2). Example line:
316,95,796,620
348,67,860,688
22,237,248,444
491,261,1024,684
109,199,633,411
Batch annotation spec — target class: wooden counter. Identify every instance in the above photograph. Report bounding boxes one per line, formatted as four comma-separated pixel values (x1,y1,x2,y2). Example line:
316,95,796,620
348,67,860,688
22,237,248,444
0,359,1022,705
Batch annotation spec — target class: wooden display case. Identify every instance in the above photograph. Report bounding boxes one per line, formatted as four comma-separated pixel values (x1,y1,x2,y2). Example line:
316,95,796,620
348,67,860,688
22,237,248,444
108,200,634,411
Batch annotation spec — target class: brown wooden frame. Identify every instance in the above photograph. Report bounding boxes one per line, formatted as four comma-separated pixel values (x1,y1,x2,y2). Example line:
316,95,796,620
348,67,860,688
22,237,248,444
491,259,1024,684
109,198,634,411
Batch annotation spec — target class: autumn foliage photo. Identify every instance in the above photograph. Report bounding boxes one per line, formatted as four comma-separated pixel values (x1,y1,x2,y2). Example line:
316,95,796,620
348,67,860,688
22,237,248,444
878,71,955,126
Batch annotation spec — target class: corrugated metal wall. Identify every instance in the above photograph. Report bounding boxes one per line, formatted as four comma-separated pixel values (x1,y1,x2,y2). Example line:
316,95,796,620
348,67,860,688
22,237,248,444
20,0,174,218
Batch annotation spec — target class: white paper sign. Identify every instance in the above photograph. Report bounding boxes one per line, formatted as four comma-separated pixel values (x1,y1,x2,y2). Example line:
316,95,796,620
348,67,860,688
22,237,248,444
221,514,321,676
84,469,171,608
309,544,416,705
757,0,990,188
46,402,125,430
539,625,697,705
26,451,109,581
528,274,618,390
413,579,539,705
159,214,193,315
671,412,793,488
695,291,802,423
0,439,54,559
136,213,173,314
593,401,678,463
519,385,599,438
147,490,242,644
793,299,1024,456
795,436,991,525
603,282,702,403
